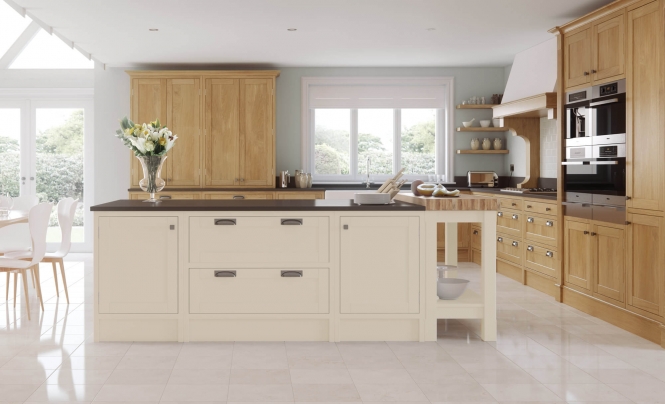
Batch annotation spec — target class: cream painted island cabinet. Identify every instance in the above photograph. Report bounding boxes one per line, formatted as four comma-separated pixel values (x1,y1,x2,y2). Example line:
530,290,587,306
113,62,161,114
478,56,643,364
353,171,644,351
92,196,498,342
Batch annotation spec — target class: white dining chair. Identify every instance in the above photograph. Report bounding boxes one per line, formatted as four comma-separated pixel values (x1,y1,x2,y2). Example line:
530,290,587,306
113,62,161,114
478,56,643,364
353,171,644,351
0,195,39,286
0,202,52,320
5,198,78,303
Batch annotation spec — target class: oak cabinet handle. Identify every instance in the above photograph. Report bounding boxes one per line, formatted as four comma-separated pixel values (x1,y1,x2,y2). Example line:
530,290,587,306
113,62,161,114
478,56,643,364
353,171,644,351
527,245,534,252
512,214,519,220
591,232,597,236
584,230,590,235
473,230,479,235
497,237,503,242
546,251,554,258
497,212,503,217
527,217,534,223
546,221,554,227
526,205,532,208
512,241,519,247
546,207,552,211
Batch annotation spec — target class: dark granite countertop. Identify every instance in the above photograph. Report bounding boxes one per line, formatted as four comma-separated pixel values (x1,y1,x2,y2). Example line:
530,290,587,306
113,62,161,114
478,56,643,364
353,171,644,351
91,199,425,212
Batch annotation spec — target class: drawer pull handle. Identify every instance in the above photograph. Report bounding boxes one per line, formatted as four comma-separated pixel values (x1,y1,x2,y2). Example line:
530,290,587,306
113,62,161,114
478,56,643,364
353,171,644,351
546,207,551,211
546,221,553,227
281,270,303,277
511,202,517,206
281,218,303,225
512,214,519,220
473,230,479,235
591,232,596,236
526,205,532,208
214,270,236,277
233,195,245,200
512,241,519,247
546,251,554,258
584,231,589,235
214,218,237,225
527,245,534,252
160,195,172,200
527,217,534,223
497,237,503,242
497,212,503,217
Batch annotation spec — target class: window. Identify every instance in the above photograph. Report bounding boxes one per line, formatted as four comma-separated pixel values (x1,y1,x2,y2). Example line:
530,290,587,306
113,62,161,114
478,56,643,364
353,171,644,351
303,77,453,182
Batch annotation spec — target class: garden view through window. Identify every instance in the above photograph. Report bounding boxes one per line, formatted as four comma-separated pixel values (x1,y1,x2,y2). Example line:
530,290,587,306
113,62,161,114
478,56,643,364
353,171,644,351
314,108,437,178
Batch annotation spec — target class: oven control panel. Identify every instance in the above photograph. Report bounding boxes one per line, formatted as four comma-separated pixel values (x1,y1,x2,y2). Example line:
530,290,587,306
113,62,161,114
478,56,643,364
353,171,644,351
598,145,618,157
599,82,619,96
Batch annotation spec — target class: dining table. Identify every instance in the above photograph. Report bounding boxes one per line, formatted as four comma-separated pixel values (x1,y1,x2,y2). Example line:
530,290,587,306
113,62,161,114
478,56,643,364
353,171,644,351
0,212,28,229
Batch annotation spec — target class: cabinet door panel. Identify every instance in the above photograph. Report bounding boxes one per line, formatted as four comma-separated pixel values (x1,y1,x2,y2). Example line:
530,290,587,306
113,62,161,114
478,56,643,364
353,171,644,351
594,224,625,304
565,26,592,88
627,2,664,211
564,219,593,291
340,217,419,314
205,78,239,186
593,11,625,82
240,79,273,187
166,78,201,186
98,216,178,314
131,78,167,187
627,214,663,315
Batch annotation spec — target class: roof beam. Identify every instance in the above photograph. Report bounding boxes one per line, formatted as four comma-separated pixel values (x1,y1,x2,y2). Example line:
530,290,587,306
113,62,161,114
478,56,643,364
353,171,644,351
0,21,40,69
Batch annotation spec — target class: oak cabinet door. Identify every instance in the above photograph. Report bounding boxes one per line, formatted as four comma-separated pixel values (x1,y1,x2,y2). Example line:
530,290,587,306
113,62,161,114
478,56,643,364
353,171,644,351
98,216,178,314
130,78,167,187
564,25,592,89
166,78,201,186
593,224,625,304
592,11,625,82
627,1,664,211
239,79,274,187
627,213,664,316
340,217,419,314
205,78,240,186
564,219,593,291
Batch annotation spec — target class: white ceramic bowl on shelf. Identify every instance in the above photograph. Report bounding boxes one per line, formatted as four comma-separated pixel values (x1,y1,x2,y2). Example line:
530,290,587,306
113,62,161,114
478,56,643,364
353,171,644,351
437,278,470,300
479,120,491,128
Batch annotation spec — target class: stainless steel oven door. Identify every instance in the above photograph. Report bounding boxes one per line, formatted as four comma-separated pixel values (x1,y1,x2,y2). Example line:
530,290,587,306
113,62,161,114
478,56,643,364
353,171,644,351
562,157,626,197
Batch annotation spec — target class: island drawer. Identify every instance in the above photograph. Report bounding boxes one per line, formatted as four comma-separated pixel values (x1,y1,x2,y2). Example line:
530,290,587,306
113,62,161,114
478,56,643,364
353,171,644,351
524,243,559,278
189,216,329,264
496,233,522,265
189,268,329,314
525,214,558,247
524,200,557,216
496,209,523,237
498,197,523,211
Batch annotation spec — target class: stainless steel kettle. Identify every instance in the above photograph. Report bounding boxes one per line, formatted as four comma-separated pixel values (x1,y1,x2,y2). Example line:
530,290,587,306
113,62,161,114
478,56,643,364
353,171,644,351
279,170,290,188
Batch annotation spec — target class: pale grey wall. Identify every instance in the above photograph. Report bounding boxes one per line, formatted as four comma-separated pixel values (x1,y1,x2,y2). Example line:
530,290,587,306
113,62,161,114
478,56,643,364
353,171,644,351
93,65,509,203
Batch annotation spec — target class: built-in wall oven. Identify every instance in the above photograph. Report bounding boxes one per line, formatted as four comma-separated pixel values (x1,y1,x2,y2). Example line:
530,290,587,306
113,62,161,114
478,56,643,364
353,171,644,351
563,79,627,224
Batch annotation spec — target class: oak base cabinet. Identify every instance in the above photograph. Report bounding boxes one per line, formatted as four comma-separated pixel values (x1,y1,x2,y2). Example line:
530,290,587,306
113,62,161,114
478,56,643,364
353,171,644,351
627,213,664,316
564,219,594,291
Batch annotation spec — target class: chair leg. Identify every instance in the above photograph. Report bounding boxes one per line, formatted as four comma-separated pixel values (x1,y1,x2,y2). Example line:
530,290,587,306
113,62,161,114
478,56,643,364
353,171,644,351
51,262,59,297
30,267,36,288
13,273,17,308
5,272,9,301
33,265,44,311
58,259,69,304
21,269,30,321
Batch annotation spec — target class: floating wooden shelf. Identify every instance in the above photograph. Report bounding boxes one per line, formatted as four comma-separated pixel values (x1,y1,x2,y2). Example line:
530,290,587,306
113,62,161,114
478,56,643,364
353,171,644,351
457,127,508,132
456,104,499,110
456,150,509,154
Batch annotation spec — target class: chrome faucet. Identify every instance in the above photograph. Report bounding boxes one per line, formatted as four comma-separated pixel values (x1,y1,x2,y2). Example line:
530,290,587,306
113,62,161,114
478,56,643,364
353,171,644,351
365,157,371,188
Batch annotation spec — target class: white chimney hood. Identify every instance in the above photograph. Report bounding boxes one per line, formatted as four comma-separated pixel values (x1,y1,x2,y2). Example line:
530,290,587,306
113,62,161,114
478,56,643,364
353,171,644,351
493,38,557,119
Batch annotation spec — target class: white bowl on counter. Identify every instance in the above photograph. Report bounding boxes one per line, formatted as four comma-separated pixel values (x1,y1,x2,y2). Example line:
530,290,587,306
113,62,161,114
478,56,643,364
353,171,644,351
437,278,470,300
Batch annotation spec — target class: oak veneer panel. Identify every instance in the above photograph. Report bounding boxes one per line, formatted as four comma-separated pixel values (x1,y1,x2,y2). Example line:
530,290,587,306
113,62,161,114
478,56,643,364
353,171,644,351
240,79,274,187
205,79,239,186
565,25,592,88
564,218,593,291
627,213,664,316
130,78,167,187
525,243,559,279
166,78,201,186
497,209,523,238
594,224,625,304
626,1,664,211
592,10,626,82
394,193,498,211
497,233,522,266
525,214,558,247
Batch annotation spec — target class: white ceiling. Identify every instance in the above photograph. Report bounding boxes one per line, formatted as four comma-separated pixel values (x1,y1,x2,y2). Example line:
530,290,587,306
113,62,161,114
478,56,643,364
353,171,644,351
8,0,614,67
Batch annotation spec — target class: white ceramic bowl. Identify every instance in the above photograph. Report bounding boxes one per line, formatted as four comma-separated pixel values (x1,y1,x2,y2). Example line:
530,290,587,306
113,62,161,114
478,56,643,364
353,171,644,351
354,193,391,205
462,121,474,128
492,118,501,127
479,120,491,128
437,278,470,300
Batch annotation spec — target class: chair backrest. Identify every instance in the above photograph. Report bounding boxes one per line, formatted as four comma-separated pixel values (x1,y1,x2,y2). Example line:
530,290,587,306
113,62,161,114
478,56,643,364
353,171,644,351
0,195,12,210
28,202,53,266
55,198,78,255
12,195,39,213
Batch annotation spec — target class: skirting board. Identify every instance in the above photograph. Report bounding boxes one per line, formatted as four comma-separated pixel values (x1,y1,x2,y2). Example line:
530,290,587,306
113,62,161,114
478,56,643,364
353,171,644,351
524,269,558,298
562,286,665,348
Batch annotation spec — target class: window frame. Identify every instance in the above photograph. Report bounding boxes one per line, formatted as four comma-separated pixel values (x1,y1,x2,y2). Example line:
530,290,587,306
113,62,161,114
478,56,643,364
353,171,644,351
301,76,454,183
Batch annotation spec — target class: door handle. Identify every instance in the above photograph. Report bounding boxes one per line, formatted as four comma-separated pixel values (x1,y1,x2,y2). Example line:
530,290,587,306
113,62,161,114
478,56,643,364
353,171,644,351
214,270,236,277
497,237,503,242
584,230,589,235
214,218,236,225
527,245,534,252
473,230,479,235
527,217,534,223
281,218,303,225
232,195,245,200
512,241,519,247
546,221,554,227
281,270,303,277
497,212,503,217
512,214,519,220
546,251,554,258
590,232,597,236
589,98,619,107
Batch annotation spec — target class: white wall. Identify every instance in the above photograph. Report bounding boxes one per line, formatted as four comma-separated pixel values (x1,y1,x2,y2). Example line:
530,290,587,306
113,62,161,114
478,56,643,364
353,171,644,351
0,70,93,88
540,118,558,178
93,65,509,203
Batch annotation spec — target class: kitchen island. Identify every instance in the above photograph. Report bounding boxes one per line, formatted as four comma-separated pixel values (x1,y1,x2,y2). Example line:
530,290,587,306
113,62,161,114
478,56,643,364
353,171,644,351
91,197,497,342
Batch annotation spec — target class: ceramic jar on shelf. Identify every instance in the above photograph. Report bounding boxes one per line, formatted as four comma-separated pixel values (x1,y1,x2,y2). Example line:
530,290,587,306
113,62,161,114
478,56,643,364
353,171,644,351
470,138,480,150
482,138,491,150
493,138,503,150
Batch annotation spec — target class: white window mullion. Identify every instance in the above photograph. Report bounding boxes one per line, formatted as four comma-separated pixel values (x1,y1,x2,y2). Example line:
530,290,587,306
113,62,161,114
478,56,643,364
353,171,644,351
435,108,446,180
393,109,401,175
350,109,358,181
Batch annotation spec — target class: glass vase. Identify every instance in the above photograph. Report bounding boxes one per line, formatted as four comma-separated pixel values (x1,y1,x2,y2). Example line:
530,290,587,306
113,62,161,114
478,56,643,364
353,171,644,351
137,155,167,202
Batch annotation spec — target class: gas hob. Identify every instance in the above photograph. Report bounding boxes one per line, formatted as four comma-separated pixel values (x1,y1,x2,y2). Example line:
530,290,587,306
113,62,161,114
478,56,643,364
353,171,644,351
500,187,557,194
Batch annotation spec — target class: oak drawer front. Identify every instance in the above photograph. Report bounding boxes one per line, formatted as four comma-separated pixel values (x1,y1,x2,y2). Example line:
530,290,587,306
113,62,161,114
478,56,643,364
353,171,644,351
189,216,329,263
524,201,557,216
525,215,558,247
524,244,559,278
497,209,523,237
496,233,522,265
498,197,523,211
471,226,482,250
203,192,274,200
189,268,329,314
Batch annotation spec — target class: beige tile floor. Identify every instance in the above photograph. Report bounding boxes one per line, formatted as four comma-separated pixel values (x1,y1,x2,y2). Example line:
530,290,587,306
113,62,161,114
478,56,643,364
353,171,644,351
1,256,664,403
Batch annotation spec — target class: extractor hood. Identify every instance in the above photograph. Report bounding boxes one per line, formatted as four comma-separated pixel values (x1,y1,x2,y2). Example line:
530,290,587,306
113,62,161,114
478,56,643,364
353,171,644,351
493,38,557,119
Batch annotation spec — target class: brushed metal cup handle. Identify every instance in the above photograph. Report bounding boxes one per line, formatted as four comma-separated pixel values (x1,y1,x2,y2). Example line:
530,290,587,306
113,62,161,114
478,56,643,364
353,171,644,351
546,221,553,227
281,218,303,225
527,217,534,223
497,212,503,217
497,237,503,242
527,246,534,252
512,214,519,220
546,251,554,258
214,218,237,225
214,270,236,277
281,270,303,277
512,241,519,247
233,195,245,200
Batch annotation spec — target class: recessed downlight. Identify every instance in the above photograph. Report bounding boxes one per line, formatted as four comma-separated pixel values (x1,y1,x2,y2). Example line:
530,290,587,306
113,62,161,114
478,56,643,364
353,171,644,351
149,28,159,31
287,28,297,31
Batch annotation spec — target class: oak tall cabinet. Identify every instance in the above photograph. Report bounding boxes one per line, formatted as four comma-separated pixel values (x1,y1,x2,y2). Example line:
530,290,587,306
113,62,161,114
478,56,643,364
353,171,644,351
128,71,279,189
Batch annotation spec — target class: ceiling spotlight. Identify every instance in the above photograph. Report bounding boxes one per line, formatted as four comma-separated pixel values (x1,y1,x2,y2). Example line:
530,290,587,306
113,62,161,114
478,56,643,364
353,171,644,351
426,28,436,31
287,28,297,31
149,28,159,31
